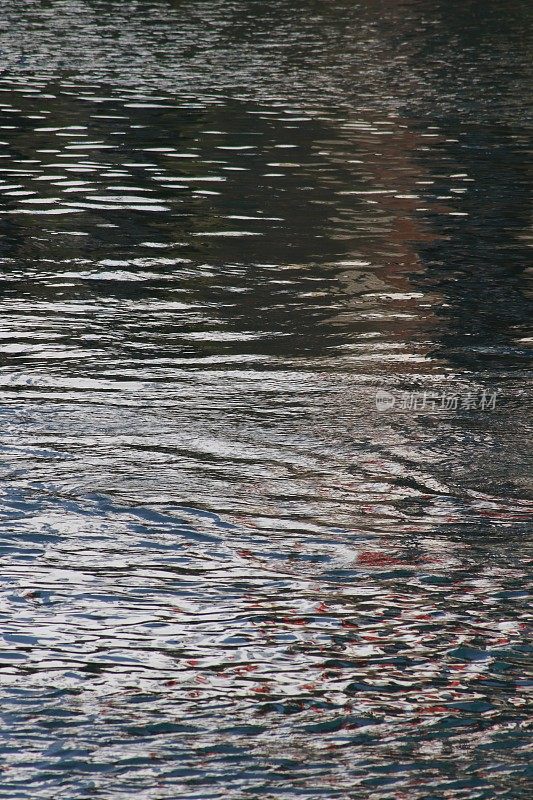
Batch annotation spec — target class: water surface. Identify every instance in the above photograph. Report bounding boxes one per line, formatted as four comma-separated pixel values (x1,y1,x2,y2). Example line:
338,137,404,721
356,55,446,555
0,2,531,798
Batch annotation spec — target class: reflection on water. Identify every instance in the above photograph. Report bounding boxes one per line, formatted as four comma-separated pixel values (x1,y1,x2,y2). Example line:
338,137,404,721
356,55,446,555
0,1,531,798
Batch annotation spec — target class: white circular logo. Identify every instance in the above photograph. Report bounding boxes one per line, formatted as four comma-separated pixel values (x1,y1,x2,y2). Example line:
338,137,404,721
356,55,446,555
375,389,395,412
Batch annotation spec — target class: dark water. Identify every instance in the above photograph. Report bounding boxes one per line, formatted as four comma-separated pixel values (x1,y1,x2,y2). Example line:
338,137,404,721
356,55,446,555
0,1,532,798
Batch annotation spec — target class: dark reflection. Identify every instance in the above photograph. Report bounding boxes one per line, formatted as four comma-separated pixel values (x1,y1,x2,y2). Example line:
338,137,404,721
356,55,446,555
413,123,532,370
0,2,531,799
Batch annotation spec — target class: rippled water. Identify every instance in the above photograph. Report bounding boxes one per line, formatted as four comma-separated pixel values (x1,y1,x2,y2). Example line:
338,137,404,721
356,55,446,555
0,2,532,798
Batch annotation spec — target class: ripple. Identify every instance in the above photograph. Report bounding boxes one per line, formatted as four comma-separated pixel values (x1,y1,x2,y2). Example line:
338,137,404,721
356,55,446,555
0,2,531,799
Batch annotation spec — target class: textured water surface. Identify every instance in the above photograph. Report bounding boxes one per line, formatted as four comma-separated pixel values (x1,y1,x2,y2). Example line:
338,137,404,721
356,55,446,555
0,1,531,798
